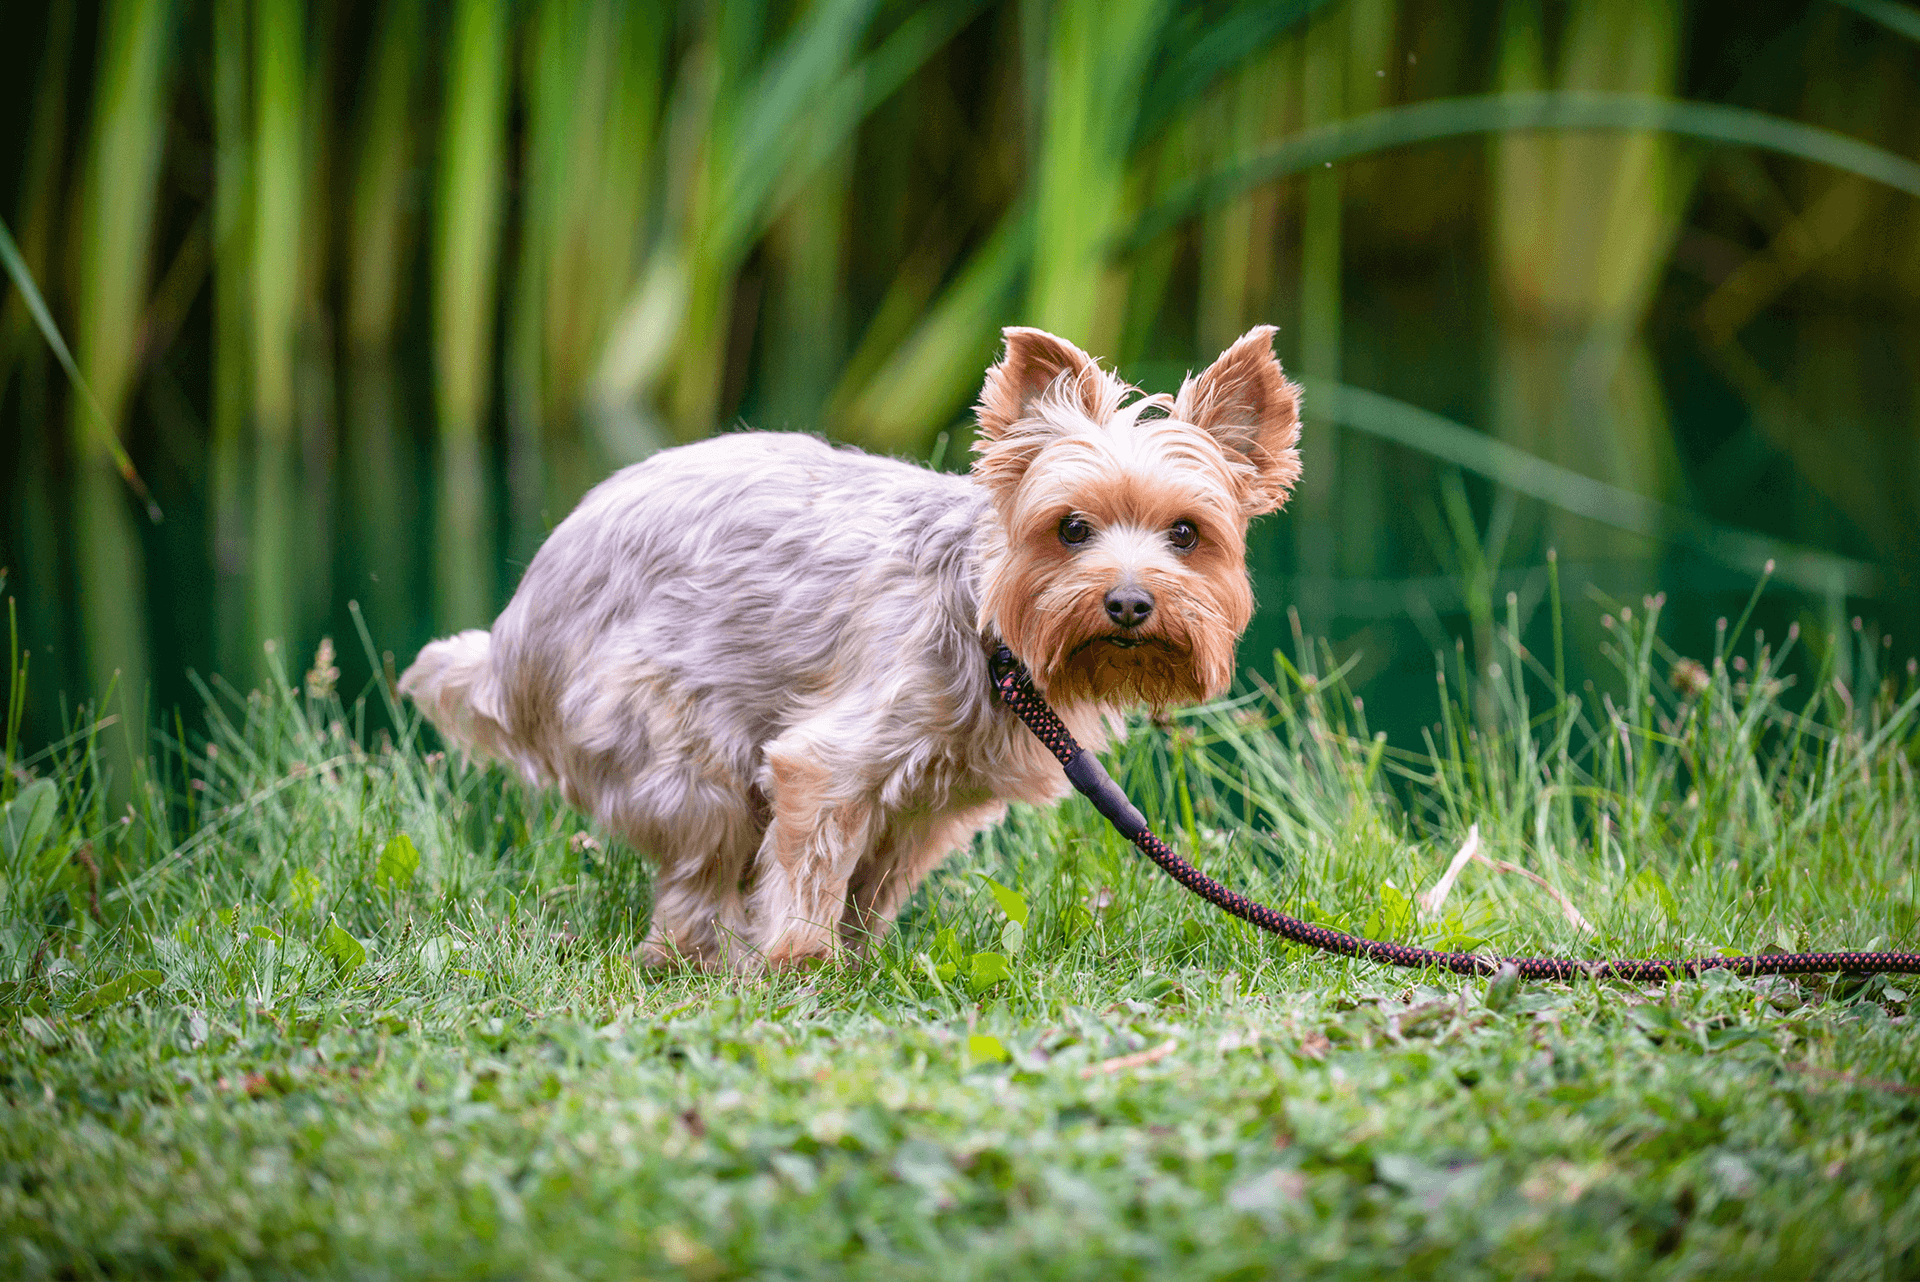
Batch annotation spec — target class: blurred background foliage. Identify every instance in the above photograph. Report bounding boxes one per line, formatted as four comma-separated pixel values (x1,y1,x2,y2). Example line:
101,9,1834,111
3,0,1919,775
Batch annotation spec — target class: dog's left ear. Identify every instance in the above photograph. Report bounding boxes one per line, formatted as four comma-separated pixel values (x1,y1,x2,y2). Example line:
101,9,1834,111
1173,325,1302,516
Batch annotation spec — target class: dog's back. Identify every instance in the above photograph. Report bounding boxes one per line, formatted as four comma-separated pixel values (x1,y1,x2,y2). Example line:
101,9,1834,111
403,430,988,804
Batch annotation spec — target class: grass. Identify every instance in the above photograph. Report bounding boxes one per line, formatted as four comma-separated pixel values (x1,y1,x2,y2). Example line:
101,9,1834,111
3,584,1919,1280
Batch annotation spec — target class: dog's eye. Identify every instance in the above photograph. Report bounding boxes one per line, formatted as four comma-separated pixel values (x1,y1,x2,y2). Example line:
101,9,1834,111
1058,515,1093,546
1169,520,1199,551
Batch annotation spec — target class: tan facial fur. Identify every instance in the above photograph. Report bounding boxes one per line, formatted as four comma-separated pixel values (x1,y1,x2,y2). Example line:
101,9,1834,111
974,326,1301,709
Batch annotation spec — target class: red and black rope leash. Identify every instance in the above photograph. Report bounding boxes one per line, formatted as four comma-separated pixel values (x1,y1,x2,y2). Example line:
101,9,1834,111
991,647,1920,981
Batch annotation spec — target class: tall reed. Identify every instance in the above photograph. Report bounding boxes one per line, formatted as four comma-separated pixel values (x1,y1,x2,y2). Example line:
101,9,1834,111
432,0,509,634
1,0,1915,762
70,0,176,787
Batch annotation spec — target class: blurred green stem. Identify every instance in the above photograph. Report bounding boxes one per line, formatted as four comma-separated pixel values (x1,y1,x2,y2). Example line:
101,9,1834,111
212,0,250,679
1490,0,1693,571
72,0,175,773
249,0,304,674
1293,6,1343,627
1027,0,1169,352
345,0,422,650
433,0,509,632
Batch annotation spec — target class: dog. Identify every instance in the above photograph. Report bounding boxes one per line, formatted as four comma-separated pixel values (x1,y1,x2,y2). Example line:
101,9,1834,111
400,326,1301,970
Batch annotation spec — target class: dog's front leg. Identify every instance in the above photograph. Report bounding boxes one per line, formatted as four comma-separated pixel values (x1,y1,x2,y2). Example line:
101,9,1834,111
750,731,880,969
838,801,1005,954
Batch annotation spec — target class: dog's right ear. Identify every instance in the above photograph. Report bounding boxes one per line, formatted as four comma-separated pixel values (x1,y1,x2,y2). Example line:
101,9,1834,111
972,328,1128,503
974,328,1124,440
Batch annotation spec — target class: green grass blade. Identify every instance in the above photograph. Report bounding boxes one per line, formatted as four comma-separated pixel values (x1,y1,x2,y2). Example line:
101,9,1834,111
0,219,160,523
1305,379,1880,598
1130,91,1920,248
1131,0,1334,141
1831,0,1920,42
834,201,1033,451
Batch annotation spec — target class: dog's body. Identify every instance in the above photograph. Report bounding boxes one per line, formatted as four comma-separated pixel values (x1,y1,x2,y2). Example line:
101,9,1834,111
402,327,1300,969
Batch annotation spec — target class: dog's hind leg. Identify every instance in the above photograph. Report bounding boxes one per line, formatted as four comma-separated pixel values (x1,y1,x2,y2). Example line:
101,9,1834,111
615,775,758,972
641,868,749,971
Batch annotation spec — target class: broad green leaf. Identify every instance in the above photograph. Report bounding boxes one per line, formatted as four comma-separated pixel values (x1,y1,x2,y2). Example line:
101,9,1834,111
933,926,963,966
1000,919,1025,957
323,917,367,974
69,969,163,1016
1484,963,1521,1013
968,951,1011,990
966,1033,1008,1064
976,874,1029,927
1367,880,1416,939
250,924,283,943
1628,1004,1685,1041
2,778,58,864
419,934,462,975
374,833,419,893
916,952,953,994
1138,974,1181,1004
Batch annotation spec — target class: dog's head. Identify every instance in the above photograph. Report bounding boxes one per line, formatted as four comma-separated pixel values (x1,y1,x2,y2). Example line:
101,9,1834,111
971,326,1301,709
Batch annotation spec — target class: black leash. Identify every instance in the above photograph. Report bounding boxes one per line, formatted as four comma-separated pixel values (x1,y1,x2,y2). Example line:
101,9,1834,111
991,646,1920,981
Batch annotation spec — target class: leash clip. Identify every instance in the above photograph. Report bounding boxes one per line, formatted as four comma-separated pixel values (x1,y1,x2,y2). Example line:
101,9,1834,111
988,644,1022,693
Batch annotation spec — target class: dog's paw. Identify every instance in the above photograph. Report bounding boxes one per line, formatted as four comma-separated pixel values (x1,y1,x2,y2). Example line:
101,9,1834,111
762,929,844,974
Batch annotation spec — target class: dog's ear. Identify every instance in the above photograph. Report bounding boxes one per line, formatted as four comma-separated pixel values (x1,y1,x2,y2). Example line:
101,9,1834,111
972,327,1130,505
1173,325,1302,516
974,327,1125,440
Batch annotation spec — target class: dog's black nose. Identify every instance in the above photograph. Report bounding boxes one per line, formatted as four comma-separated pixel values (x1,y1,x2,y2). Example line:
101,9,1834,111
1104,585,1154,629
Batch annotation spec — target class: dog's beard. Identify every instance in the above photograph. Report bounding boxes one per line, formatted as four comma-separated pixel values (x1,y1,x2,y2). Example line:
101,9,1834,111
989,577,1242,711
980,512,1252,712
1042,634,1208,709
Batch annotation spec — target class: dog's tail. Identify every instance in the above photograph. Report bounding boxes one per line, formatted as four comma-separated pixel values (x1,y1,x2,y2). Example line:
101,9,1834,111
397,630,515,763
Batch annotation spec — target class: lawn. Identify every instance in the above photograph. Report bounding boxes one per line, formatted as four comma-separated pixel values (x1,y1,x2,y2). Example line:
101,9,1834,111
3,591,1919,1280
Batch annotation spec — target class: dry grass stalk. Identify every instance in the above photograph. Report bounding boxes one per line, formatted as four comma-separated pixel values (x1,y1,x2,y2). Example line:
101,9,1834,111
1419,822,1595,935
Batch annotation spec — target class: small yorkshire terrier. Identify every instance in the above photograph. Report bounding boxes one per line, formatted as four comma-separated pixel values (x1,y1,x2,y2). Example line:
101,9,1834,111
401,326,1301,970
